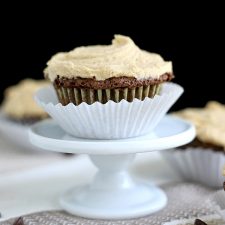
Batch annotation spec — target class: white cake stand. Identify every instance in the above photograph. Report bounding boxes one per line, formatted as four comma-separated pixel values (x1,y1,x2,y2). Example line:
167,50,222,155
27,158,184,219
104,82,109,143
29,115,195,219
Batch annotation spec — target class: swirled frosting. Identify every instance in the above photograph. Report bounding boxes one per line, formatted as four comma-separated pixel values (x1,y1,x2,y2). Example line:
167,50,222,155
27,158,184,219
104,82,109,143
44,35,172,81
174,101,225,149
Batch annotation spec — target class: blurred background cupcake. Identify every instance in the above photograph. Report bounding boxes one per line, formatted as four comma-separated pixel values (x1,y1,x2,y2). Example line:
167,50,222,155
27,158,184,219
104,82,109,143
0,79,49,150
163,101,225,188
1,79,49,123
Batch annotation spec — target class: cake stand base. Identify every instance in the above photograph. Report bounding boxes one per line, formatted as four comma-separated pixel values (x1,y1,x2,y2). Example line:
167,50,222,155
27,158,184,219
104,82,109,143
61,154,167,219
61,184,166,219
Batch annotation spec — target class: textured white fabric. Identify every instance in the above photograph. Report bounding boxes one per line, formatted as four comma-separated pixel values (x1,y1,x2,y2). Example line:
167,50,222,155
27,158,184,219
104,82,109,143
1,183,222,225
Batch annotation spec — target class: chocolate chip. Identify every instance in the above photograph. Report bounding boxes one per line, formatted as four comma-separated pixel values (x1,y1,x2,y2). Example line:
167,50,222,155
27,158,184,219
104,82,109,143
62,153,74,156
194,219,208,225
13,217,24,225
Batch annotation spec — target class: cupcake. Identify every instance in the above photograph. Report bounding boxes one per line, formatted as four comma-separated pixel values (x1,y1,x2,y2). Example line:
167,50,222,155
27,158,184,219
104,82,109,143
0,79,50,151
36,35,183,139
1,79,49,123
163,101,225,188
44,35,174,105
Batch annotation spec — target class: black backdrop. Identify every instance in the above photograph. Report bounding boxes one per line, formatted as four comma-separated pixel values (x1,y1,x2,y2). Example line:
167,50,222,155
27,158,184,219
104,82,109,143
1,6,224,111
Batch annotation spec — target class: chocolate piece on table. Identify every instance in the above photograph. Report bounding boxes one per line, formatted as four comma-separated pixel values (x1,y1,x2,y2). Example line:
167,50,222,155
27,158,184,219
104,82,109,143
194,219,208,225
223,181,225,191
62,153,74,156
13,217,24,225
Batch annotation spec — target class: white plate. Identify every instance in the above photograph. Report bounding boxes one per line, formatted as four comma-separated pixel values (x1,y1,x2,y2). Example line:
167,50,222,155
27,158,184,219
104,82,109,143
29,115,195,155
0,112,43,151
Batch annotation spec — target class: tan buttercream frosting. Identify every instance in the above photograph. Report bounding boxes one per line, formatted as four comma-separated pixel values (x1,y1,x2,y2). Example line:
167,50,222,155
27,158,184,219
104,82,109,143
44,35,172,81
174,101,225,149
2,79,49,119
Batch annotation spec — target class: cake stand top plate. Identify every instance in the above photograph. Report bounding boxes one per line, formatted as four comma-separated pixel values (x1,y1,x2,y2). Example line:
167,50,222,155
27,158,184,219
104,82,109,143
29,115,195,155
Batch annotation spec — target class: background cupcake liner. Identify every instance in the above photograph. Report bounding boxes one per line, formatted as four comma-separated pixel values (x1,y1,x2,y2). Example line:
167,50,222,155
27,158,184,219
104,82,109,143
54,83,161,105
35,82,183,139
162,148,225,188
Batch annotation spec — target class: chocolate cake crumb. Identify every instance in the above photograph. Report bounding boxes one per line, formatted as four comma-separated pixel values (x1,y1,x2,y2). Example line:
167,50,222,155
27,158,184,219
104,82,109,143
13,217,24,225
54,73,174,89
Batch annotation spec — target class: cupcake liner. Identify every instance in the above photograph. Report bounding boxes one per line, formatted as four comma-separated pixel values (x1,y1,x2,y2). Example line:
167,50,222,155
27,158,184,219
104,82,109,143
162,148,225,188
35,82,183,139
54,84,161,105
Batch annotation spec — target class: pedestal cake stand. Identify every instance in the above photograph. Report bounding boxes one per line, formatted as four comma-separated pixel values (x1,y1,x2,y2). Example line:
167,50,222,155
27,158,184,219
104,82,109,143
29,115,195,219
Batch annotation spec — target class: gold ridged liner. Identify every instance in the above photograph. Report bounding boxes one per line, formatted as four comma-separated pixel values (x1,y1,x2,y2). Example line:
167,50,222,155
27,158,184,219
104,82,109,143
54,84,161,106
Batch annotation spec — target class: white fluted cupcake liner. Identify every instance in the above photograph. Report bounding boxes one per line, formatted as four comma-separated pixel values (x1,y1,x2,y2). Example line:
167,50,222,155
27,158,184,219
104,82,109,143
54,83,162,105
163,148,225,188
35,82,183,139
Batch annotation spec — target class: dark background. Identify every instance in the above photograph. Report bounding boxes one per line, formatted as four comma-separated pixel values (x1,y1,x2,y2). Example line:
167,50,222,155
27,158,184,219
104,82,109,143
1,5,224,110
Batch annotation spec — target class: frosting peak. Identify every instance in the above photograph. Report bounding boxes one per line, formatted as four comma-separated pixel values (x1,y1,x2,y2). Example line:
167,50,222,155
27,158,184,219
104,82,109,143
44,35,172,81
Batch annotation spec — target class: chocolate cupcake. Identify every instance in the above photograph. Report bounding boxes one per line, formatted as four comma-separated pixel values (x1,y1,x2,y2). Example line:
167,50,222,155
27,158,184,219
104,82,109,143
44,35,174,105
163,101,225,188
36,35,182,139
1,79,49,123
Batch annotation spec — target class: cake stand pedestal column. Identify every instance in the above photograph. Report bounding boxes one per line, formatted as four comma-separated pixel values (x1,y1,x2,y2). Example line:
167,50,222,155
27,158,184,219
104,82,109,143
60,154,167,219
